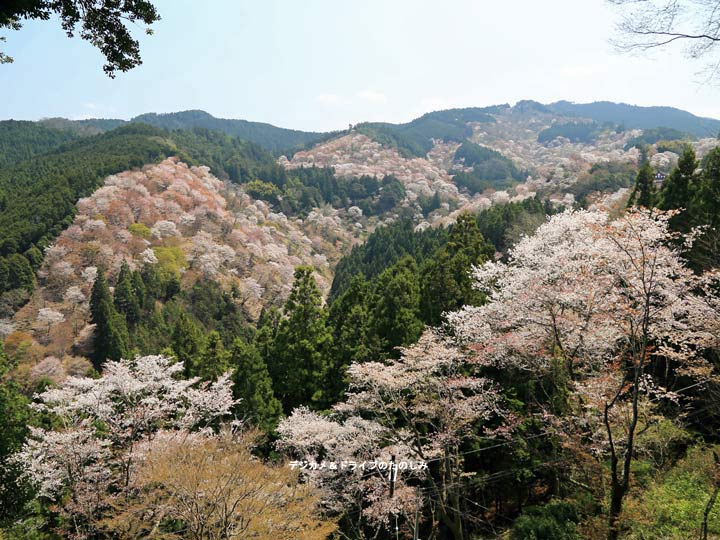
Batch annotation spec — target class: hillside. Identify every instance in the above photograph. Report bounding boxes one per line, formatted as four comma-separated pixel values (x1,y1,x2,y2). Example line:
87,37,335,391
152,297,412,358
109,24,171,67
547,100,720,137
2,100,720,540
6,158,358,367
31,110,332,153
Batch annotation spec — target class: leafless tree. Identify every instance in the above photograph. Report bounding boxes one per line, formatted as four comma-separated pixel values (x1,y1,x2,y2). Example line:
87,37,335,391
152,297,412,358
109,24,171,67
609,0,720,81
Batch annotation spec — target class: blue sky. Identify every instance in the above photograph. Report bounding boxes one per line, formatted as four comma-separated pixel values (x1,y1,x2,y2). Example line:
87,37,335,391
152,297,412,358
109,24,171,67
1,0,719,131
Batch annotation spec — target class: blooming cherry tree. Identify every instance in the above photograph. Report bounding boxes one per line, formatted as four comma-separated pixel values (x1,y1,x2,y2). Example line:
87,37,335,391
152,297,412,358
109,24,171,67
447,209,719,540
15,355,235,539
278,331,506,539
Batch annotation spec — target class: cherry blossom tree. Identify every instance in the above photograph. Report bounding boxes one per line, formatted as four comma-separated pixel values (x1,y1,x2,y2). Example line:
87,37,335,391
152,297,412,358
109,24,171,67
63,286,86,312
277,331,507,540
35,308,65,337
447,208,719,540
14,355,235,539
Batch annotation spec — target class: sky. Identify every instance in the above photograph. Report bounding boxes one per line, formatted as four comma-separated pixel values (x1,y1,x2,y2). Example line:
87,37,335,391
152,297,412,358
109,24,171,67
1,0,719,132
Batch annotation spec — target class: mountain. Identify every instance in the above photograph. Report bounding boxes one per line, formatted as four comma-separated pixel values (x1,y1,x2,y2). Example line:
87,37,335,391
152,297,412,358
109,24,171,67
35,110,332,153
547,100,720,138
130,110,333,152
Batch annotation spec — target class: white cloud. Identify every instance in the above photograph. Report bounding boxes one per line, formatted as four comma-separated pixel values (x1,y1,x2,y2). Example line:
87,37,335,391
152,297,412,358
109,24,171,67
316,93,349,107
356,89,388,105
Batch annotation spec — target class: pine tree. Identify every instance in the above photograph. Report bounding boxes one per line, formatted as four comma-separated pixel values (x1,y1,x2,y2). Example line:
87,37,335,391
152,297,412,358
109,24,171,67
370,256,423,356
171,313,205,378
420,213,492,325
140,264,161,309
627,161,657,209
196,331,230,380
0,341,32,522
327,275,376,402
688,147,720,269
230,338,282,431
660,145,697,230
5,254,34,291
114,261,141,324
269,266,333,412
90,271,129,369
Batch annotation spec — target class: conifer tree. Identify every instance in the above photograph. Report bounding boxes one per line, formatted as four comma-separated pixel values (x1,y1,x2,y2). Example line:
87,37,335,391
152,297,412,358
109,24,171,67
90,271,129,368
171,313,205,378
661,146,697,209
0,341,31,522
627,161,657,209
688,147,720,269
255,307,280,363
114,261,141,324
326,275,377,402
140,264,162,309
269,266,333,411
196,330,230,381
420,213,493,325
230,338,282,431
5,254,34,291
370,256,423,356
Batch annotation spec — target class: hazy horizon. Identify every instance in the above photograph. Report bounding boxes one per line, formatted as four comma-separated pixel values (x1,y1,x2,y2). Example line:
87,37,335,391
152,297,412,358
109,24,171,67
2,0,720,131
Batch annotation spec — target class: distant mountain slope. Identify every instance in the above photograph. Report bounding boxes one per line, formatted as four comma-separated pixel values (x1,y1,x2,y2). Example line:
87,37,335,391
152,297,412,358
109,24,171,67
40,117,127,136
547,100,720,138
356,107,497,158
0,120,82,169
131,110,330,152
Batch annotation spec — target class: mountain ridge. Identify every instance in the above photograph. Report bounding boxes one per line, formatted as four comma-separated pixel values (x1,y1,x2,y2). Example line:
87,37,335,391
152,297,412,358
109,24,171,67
20,100,719,156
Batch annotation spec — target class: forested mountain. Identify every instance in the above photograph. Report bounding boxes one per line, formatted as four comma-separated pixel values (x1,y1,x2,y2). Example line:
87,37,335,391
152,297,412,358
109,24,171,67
131,110,332,152
547,100,720,137
0,120,83,168
2,101,720,540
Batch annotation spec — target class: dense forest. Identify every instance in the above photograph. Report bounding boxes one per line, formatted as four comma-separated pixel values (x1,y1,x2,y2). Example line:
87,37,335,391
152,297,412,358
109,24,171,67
1,106,720,540
355,108,497,158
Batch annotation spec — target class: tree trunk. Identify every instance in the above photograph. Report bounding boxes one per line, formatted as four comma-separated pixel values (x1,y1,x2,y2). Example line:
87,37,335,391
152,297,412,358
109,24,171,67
701,485,719,540
701,451,720,540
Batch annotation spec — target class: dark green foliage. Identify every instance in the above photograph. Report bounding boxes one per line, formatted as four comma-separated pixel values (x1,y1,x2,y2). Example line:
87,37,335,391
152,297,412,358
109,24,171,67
370,256,423,355
168,127,284,183
330,219,447,300
1,0,161,77
171,313,205,378
131,110,328,153
0,120,81,169
627,161,658,209
0,254,34,294
23,246,43,272
452,141,525,194
538,121,604,144
114,261,141,325
266,267,333,412
196,331,230,381
625,127,690,150
569,161,637,207
89,272,129,368
356,107,496,158
0,124,176,262
419,213,494,325
510,501,581,540
660,146,698,230
230,338,282,431
183,280,251,346
547,101,720,138
0,341,32,524
685,147,720,269
475,197,551,253
245,166,403,217
327,276,376,390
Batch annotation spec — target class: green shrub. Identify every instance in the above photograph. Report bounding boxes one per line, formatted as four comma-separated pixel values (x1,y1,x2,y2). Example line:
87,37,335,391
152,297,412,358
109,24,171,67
510,500,581,540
